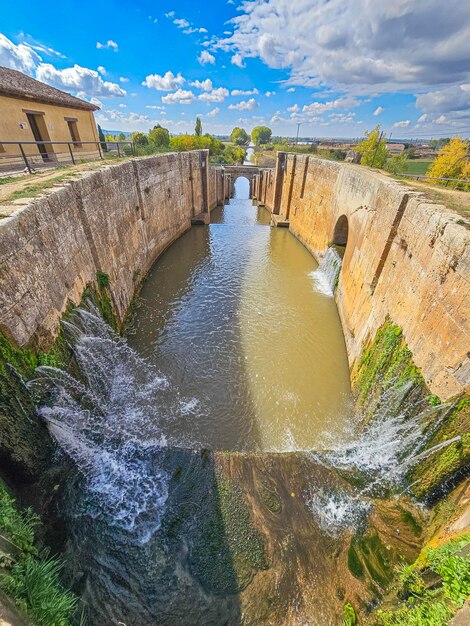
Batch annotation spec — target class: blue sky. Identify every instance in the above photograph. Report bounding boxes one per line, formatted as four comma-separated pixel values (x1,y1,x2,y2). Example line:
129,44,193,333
1,0,469,139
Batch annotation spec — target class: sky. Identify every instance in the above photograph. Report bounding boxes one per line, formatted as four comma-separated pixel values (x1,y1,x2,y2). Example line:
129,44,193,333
1,0,469,139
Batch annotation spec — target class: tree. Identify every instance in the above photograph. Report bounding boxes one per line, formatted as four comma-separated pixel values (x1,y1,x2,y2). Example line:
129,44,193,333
427,137,470,187
384,153,408,175
230,127,249,146
117,132,126,141
149,125,170,147
195,117,202,136
356,125,388,168
251,125,272,146
130,131,148,146
430,138,451,151
97,124,107,151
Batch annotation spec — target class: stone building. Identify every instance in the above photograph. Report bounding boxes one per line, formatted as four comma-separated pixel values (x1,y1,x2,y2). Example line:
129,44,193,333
0,66,100,166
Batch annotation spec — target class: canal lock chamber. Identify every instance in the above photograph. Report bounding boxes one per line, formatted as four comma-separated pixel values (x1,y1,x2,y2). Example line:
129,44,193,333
0,155,468,626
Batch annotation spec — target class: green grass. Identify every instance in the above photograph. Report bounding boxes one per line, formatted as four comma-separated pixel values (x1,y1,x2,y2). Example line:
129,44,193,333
0,176,16,185
405,160,433,175
0,481,82,626
377,535,470,625
5,174,73,201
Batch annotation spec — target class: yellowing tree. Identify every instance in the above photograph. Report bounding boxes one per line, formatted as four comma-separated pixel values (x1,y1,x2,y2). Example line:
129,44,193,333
427,137,470,184
356,125,388,168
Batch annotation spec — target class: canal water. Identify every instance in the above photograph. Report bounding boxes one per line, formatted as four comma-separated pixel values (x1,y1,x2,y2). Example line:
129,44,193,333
128,176,352,452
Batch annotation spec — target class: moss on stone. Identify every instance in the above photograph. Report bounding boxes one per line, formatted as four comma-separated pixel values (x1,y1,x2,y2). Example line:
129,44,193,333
409,396,470,501
353,319,426,407
190,473,268,594
258,480,282,514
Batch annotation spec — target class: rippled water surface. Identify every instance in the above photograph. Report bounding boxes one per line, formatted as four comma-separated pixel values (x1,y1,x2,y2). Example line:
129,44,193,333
128,178,352,451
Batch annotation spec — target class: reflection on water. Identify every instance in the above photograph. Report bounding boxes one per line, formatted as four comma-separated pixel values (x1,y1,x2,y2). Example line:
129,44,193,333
128,177,352,451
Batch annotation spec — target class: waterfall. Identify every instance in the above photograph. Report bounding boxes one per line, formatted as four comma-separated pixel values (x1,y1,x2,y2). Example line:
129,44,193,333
28,305,202,544
310,247,342,296
306,379,458,535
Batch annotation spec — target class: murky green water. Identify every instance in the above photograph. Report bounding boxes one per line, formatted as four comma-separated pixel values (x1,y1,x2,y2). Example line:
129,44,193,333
128,178,352,451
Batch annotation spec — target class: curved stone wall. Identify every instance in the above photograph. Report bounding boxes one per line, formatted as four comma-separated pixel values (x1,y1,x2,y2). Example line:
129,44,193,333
254,153,470,400
0,150,225,349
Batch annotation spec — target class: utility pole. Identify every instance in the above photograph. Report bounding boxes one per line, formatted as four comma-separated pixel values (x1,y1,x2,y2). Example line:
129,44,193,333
296,122,302,145
370,131,384,168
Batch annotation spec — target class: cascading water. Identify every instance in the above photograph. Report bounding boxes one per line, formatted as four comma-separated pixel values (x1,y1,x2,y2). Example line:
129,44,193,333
306,378,459,535
28,305,203,544
310,246,342,296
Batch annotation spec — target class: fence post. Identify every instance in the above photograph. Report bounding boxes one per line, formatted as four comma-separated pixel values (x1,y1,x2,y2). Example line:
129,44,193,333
68,142,76,165
18,143,32,174
97,140,103,160
117,143,121,158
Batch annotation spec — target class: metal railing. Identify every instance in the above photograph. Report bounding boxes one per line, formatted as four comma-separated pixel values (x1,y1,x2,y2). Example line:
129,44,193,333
0,140,135,175
396,172,470,188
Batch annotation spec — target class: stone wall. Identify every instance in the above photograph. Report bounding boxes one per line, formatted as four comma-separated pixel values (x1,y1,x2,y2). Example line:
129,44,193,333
0,151,212,348
259,153,470,400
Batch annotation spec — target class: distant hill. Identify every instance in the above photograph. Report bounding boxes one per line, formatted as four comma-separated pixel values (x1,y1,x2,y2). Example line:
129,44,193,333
102,129,132,137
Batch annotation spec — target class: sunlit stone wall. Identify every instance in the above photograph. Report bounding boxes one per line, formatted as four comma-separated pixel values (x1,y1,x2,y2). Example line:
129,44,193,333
262,153,470,400
0,151,214,348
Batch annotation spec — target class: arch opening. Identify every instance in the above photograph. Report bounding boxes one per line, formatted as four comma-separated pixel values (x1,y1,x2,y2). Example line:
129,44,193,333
333,215,349,247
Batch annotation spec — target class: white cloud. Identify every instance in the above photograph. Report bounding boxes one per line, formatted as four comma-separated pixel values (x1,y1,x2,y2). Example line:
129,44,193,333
145,105,166,110
287,87,295,92
215,1,470,93
119,76,129,83
231,88,259,96
287,103,300,113
373,106,384,116
142,71,185,91
96,40,118,52
174,18,190,29
417,113,428,123
190,78,213,91
228,98,258,111
415,84,470,123
231,53,245,68
265,91,275,97
161,89,196,104
118,103,126,108
393,119,411,128
198,50,215,65
198,87,229,102
36,63,126,97
0,33,40,74
302,96,360,117
167,14,207,35
207,107,220,117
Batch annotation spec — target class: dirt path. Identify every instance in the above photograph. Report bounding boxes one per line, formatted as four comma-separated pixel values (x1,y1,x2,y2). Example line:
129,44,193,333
0,158,125,217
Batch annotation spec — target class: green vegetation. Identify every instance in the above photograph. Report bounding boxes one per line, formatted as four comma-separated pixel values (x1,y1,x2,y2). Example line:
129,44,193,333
5,172,74,201
0,481,81,626
377,536,470,626
148,124,170,147
408,397,470,500
405,160,433,175
384,153,408,175
356,125,388,168
0,176,16,185
195,116,202,137
342,603,357,625
353,319,425,406
191,474,268,594
97,124,107,152
230,127,250,146
251,125,272,146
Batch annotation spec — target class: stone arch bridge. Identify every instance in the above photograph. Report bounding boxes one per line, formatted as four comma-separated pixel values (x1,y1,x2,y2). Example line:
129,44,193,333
223,164,261,197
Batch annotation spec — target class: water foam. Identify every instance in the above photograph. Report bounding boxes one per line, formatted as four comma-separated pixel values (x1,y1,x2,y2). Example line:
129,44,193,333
29,305,201,544
310,247,342,297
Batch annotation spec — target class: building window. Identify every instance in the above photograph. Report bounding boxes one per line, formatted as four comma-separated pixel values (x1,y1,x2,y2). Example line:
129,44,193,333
66,119,82,147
